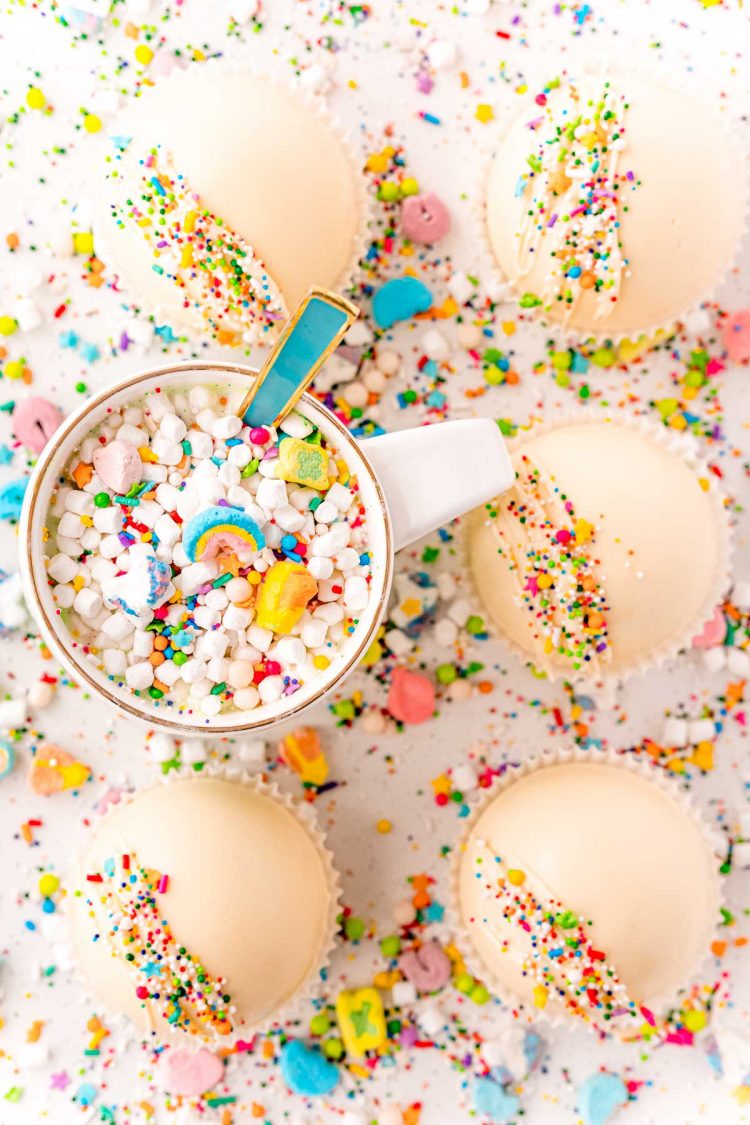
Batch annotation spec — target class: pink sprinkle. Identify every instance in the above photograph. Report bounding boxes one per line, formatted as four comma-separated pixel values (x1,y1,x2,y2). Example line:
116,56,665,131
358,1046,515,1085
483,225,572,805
157,874,169,894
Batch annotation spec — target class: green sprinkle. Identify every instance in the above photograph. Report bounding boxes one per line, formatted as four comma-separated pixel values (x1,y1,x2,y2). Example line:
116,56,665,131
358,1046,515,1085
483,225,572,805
436,664,458,685
344,915,366,942
322,1038,344,1060
310,1013,331,1036
241,458,259,479
210,682,227,696
380,934,401,958
94,492,110,508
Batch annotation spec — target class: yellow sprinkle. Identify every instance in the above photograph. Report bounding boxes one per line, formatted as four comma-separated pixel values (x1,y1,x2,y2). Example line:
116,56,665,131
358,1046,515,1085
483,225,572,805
475,103,494,124
0,316,18,337
72,576,85,592
184,210,197,233
698,477,710,492
4,360,24,380
376,819,392,834
80,515,94,528
139,446,158,463
83,114,102,134
536,574,553,590
502,321,516,336
39,873,59,897
26,87,46,110
507,868,525,886
313,654,330,670
366,153,389,173
532,984,548,1009
135,44,154,65
574,518,593,544
683,1009,707,1032
180,245,193,268
73,231,94,255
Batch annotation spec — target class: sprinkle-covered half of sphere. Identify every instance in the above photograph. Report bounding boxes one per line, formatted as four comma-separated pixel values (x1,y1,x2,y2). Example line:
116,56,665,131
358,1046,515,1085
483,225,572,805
455,759,720,1036
484,73,744,337
468,418,728,679
70,777,337,1042
101,70,364,346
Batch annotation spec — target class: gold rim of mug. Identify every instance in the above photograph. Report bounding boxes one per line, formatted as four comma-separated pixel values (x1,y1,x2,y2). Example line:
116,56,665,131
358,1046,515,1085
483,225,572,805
22,360,394,735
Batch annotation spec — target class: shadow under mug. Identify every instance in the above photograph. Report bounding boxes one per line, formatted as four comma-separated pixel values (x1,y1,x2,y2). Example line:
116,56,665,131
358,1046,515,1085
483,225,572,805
19,361,512,736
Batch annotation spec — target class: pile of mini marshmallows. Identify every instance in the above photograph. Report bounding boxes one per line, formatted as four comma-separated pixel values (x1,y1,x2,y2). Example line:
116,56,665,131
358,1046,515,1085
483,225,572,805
44,384,372,718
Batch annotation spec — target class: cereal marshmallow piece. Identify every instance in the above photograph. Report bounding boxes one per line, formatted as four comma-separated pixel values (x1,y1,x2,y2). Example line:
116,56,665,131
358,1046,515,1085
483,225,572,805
276,437,330,491
335,987,387,1058
255,560,318,635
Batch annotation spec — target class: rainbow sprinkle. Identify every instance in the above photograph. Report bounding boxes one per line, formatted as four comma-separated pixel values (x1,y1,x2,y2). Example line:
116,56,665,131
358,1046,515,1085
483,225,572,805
84,851,234,1042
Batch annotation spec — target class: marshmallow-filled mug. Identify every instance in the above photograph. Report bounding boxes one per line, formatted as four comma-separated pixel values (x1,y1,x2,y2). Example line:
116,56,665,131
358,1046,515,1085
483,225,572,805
19,361,512,734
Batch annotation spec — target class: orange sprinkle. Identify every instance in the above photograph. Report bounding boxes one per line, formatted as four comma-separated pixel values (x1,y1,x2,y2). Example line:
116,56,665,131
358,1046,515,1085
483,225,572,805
6,233,19,250
711,940,727,957
477,680,493,694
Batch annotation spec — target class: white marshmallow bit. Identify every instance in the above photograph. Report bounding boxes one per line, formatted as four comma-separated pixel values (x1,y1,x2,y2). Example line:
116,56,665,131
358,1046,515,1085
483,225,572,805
126,662,154,690
159,413,187,443
256,477,288,511
344,575,369,611
73,588,102,619
47,553,79,584
258,675,284,703
103,648,128,676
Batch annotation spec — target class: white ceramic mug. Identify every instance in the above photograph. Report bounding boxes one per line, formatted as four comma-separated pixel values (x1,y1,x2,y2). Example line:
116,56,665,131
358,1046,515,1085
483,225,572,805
19,361,513,735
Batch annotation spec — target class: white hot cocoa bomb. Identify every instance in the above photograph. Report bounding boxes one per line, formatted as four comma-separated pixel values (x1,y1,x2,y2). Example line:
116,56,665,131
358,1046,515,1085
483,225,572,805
469,418,728,679
101,69,364,344
485,73,744,337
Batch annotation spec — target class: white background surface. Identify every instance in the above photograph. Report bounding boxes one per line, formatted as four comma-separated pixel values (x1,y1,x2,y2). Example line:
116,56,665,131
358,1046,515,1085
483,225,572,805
1,0,750,1122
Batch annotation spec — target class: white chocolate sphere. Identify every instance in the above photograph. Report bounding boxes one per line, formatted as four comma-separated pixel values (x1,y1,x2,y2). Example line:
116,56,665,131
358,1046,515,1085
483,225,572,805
485,74,744,337
70,777,336,1041
456,759,719,1021
101,70,363,343
469,419,726,678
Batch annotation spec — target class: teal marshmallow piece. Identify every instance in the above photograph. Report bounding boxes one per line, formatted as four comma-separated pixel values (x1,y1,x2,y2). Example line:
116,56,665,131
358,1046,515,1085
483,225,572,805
182,506,265,563
0,478,29,522
372,276,433,329
578,1072,629,1125
244,296,350,427
280,1039,339,1097
473,1072,521,1123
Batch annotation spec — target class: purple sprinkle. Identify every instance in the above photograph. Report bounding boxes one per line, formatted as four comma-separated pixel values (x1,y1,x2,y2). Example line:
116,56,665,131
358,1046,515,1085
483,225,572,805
547,213,558,228
417,71,434,94
118,532,133,546
626,170,635,181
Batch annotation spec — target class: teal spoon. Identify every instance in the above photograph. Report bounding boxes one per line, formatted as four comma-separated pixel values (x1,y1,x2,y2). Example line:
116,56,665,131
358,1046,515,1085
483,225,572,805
239,287,359,428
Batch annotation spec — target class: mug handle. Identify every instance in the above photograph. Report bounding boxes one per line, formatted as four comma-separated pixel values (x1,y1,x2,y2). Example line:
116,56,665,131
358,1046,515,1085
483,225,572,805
360,419,514,552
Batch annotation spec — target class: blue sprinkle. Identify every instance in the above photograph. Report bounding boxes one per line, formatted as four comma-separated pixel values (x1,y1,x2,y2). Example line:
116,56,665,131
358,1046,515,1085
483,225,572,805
151,176,166,196
281,535,298,551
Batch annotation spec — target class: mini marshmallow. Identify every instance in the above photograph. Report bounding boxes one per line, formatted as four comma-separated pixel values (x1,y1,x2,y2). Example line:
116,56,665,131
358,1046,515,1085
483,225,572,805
126,662,154,690
58,512,84,539
344,575,369,611
258,675,284,703
73,588,102,619
102,648,128,676
312,523,350,557
47,553,79,584
93,507,123,534
212,414,243,440
256,477,288,511
154,513,181,547
326,482,352,511
688,719,716,744
159,413,187,443
662,717,689,748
